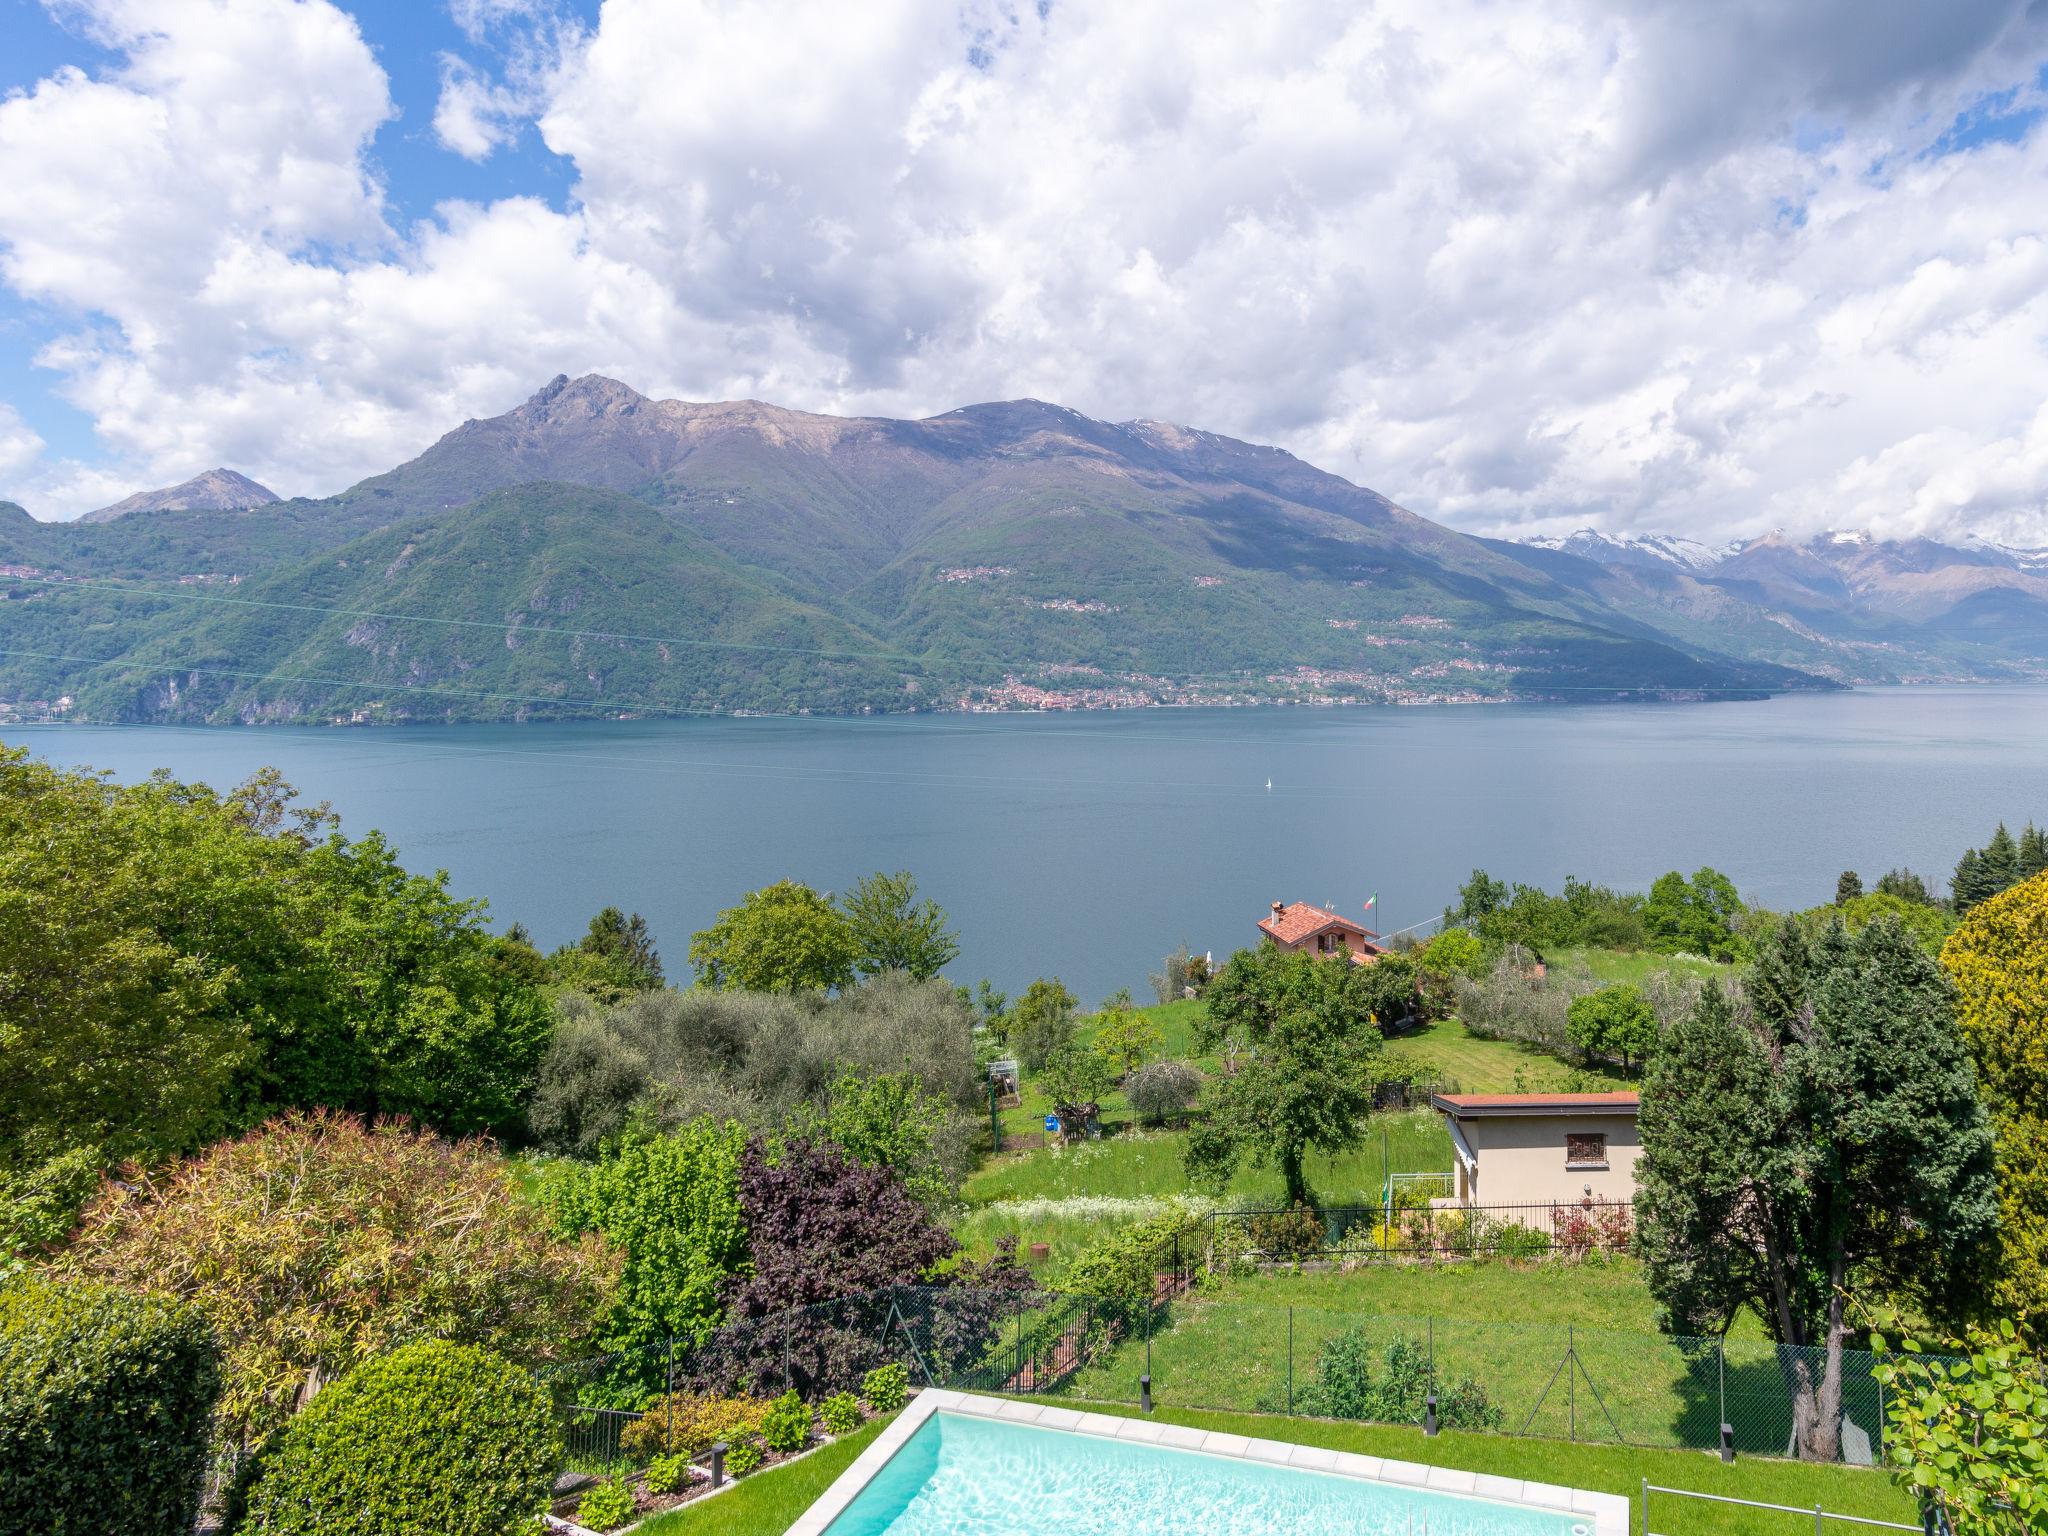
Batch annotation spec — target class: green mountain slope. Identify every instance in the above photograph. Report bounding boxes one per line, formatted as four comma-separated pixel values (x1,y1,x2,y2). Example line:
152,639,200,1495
1,484,910,723
0,375,1838,723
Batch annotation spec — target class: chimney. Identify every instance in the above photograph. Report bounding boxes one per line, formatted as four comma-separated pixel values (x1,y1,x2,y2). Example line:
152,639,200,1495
1271,901,1285,918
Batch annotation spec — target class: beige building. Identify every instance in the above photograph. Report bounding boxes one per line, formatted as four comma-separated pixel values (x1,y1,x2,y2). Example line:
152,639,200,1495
1429,1092,1641,1207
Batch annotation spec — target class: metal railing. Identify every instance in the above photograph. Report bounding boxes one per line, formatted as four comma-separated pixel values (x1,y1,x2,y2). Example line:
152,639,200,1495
1641,1482,1919,1536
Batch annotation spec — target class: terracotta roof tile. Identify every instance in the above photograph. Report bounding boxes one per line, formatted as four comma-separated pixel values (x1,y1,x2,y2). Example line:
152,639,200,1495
1257,901,1378,945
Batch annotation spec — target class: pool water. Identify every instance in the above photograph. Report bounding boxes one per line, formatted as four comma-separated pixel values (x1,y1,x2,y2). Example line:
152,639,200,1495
822,1413,1581,1536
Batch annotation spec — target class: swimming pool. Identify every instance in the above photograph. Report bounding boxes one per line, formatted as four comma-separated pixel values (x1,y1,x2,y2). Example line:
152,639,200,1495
788,1391,1629,1536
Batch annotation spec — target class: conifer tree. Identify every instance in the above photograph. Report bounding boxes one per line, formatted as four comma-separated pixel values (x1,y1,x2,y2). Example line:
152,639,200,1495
1953,847,1992,913
1984,823,2022,895
1834,870,1862,905
1637,917,1997,1461
2020,823,2048,882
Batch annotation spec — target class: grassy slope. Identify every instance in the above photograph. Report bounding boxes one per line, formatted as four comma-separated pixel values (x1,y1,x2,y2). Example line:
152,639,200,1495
1380,1018,1634,1093
632,1398,1908,1536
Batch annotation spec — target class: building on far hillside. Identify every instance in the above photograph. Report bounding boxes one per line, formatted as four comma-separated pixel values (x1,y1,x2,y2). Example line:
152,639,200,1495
1257,900,1384,963
1429,1092,1641,1207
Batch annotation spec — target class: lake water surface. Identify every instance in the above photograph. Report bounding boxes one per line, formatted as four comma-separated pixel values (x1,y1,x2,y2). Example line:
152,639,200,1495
12,686,2048,1002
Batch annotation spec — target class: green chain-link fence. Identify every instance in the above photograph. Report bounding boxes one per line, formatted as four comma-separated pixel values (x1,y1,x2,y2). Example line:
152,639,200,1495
541,1284,1946,1474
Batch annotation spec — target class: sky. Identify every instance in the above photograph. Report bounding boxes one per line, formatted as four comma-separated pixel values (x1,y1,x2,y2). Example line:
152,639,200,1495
3,1,2048,547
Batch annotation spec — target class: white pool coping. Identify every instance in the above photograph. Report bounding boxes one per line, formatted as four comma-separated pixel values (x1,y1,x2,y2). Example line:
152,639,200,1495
785,1389,1631,1536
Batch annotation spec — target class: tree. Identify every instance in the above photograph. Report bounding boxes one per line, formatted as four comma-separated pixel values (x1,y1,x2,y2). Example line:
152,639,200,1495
1443,869,1511,929
1007,977,1078,1071
57,1111,613,1442
1985,823,2023,893
1875,867,1935,906
1834,870,1863,905
839,871,959,980
2024,823,2048,881
1872,1319,2048,1535
542,1118,750,1376
1822,891,1956,954
1641,867,1747,960
1356,950,1425,1029
1418,928,1485,980
559,906,664,994
786,1068,960,1208
1090,993,1163,1076
1942,871,2048,1345
1635,919,1998,1460
1126,1060,1203,1126
1149,943,1209,1003
1037,1045,1114,1134
1186,945,1382,1206
0,750,555,1162
725,1136,957,1316
1565,984,1658,1071
689,881,858,993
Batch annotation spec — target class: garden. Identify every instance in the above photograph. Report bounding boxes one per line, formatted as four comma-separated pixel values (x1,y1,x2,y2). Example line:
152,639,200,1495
3,757,2046,1536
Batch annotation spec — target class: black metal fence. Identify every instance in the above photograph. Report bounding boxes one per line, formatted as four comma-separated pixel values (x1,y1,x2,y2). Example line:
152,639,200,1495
1207,1199,1635,1262
542,1282,1947,1469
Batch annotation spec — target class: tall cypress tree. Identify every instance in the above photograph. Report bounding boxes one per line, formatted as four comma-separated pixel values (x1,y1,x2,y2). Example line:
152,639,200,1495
1834,870,1863,905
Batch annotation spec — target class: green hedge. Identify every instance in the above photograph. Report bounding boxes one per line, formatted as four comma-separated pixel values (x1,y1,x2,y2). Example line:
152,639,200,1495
0,1274,221,1536
235,1339,559,1536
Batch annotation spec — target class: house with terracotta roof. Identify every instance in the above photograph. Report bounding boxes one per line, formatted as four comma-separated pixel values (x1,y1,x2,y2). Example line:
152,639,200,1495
1429,1091,1641,1207
1257,900,1385,963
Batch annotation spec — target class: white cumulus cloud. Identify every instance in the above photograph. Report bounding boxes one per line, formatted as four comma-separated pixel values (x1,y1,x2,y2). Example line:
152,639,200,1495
1,0,2048,547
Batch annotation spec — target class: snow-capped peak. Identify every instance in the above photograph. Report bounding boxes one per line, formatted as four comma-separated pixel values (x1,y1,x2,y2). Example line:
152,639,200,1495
1523,528,1721,572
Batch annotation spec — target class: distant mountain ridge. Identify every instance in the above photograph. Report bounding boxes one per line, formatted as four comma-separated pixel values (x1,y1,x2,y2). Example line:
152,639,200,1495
0,373,1864,723
79,468,279,524
1504,525,2048,681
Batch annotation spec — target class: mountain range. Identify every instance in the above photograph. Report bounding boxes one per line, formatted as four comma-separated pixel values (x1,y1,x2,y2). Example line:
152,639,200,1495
0,373,2031,724
1508,527,2048,679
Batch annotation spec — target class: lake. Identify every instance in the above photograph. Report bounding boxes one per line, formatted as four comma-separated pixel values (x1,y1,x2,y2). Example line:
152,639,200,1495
11,686,2047,1002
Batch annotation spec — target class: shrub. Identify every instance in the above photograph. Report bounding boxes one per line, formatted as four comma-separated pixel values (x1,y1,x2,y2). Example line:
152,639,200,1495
645,1453,692,1494
863,1362,909,1413
619,1393,768,1459
760,1388,812,1452
58,1111,612,1441
574,1479,639,1532
1126,1060,1203,1125
542,1118,749,1398
1244,1203,1325,1262
236,1339,558,1536
818,1391,862,1434
0,1275,220,1536
725,1438,764,1475
1285,1328,1501,1430
1056,1203,1209,1305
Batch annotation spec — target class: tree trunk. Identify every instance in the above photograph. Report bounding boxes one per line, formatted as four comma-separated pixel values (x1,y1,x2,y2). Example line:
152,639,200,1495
1281,1144,1307,1207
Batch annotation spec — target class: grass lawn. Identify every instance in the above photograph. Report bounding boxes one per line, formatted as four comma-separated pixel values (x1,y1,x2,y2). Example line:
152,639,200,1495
1055,1264,1835,1459
957,1110,1454,1264
1380,1018,1632,1094
634,1414,896,1534
630,1396,1910,1536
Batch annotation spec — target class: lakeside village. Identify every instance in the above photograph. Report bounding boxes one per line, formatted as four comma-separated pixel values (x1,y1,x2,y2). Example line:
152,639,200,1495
5,746,2048,1535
